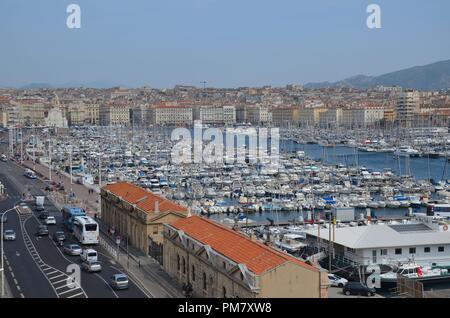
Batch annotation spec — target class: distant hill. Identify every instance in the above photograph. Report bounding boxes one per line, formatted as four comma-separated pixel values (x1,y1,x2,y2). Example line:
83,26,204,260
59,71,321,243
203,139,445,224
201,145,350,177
20,83,53,89
18,81,125,89
305,59,450,90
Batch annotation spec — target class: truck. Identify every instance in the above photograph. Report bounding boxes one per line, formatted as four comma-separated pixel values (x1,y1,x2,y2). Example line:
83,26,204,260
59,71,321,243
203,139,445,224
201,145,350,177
35,196,45,211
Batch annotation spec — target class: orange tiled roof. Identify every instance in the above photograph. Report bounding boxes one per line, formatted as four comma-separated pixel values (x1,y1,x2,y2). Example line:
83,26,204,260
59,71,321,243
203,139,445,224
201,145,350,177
169,215,318,275
103,182,188,215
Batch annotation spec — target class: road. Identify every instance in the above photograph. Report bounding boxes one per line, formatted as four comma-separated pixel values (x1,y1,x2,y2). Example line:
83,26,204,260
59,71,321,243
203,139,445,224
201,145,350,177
0,160,147,298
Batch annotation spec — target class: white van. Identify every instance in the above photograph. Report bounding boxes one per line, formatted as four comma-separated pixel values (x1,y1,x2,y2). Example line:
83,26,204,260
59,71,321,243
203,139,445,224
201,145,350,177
80,249,98,262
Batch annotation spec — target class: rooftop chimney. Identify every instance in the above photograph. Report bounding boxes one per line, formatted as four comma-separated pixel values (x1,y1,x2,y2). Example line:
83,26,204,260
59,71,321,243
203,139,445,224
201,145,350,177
154,200,160,213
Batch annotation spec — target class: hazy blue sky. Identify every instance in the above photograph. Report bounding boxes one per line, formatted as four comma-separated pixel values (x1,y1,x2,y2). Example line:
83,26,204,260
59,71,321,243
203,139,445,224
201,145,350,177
1,0,449,88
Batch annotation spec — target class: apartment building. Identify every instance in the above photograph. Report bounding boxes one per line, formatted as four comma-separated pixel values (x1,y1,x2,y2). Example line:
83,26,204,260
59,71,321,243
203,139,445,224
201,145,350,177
67,102,87,126
342,108,385,127
99,103,131,126
246,105,269,125
397,89,420,127
271,107,300,126
150,105,193,125
199,106,236,124
163,216,328,298
11,99,49,126
299,107,328,127
319,108,343,128
86,103,100,125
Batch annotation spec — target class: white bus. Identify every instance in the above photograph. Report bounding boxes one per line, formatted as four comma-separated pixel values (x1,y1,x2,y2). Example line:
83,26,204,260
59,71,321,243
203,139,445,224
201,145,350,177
73,216,99,245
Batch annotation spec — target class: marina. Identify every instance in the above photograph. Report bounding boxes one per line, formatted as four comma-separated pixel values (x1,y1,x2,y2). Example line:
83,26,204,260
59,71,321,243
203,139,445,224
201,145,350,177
6,124,450,290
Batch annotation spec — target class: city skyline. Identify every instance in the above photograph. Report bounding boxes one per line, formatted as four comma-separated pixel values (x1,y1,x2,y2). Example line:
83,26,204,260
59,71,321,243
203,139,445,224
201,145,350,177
1,0,450,88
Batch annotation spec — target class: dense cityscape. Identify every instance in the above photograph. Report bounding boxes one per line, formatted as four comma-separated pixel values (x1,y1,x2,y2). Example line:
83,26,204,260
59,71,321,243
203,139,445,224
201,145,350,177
1,0,450,309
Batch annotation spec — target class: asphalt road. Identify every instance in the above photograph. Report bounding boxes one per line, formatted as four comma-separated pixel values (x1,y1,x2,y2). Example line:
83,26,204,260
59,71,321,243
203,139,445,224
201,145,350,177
0,160,147,298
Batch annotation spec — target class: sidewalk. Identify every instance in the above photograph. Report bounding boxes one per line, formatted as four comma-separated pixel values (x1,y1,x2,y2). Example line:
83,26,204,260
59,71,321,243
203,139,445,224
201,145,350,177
0,270,13,298
18,159,184,298
22,159,100,217
96,218,185,298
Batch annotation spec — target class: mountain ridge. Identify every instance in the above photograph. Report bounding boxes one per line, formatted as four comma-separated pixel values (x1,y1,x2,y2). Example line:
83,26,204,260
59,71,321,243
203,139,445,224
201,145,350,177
305,59,450,90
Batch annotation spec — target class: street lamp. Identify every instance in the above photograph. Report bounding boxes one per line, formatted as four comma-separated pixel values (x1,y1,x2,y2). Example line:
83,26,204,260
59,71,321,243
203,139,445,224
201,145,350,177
1,206,17,297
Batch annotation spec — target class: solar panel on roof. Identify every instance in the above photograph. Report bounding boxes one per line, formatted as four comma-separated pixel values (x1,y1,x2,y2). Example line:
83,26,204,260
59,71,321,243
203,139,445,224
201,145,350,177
389,223,432,233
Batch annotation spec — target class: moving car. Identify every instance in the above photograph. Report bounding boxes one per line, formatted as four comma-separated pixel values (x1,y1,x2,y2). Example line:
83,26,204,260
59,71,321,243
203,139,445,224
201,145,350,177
45,216,56,225
0,154,7,162
343,282,376,297
63,244,83,256
38,211,49,219
328,273,348,287
53,231,66,242
110,274,129,290
80,249,98,262
81,261,102,273
35,206,45,212
3,230,16,241
37,225,49,236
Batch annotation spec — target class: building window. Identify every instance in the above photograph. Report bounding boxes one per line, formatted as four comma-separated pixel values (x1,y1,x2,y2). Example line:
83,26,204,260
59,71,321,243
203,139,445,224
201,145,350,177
395,248,402,255
222,261,226,270
192,265,195,282
439,246,445,252
177,254,180,271
409,248,416,254
223,287,227,298
240,272,244,281
203,272,207,291
182,257,186,274
424,247,431,253
153,226,158,235
381,249,387,256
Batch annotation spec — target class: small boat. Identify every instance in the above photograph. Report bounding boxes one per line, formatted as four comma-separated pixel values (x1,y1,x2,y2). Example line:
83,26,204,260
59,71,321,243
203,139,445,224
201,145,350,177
274,233,306,254
380,262,450,285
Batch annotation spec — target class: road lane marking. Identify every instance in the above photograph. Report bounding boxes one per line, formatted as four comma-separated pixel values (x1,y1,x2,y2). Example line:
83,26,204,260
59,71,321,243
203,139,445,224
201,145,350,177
46,270,59,276
20,293,24,298
56,284,70,290
58,287,82,296
50,275,66,282
67,292,84,298
13,278,18,285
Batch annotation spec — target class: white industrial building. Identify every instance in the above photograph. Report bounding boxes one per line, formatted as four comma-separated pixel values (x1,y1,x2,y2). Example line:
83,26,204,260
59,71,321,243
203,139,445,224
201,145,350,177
305,214,450,267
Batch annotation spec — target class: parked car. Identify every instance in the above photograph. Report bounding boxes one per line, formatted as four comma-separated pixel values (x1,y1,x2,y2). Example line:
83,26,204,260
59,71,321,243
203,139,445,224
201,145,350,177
37,225,49,236
63,244,83,256
80,249,98,262
35,206,45,212
45,216,56,225
38,211,49,219
53,231,66,242
328,274,348,287
110,274,129,290
343,282,376,297
81,261,102,273
3,230,16,241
